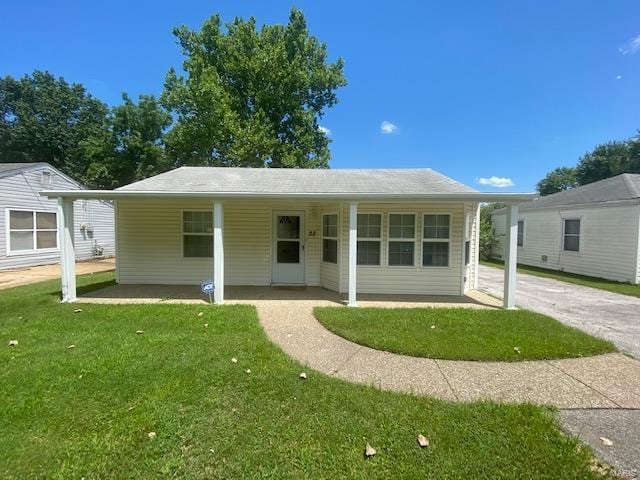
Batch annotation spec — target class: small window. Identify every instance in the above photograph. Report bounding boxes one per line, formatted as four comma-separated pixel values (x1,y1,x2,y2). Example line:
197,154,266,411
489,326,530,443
8,210,57,253
183,211,213,257
517,220,524,247
563,218,580,252
388,213,415,266
423,214,450,267
357,214,381,265
322,214,338,264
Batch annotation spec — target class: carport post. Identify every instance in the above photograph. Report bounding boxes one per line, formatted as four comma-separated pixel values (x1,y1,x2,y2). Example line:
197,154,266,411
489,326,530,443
348,202,358,307
503,203,518,309
213,201,224,304
58,197,77,303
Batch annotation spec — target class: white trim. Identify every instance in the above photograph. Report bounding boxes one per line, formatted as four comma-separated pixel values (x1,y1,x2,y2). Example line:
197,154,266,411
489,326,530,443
58,197,76,303
181,209,214,258
459,207,469,295
356,212,383,267
386,212,417,267
348,202,358,306
213,202,224,304
114,200,120,283
271,210,306,284
5,208,59,256
503,204,518,309
321,212,339,265
561,216,582,254
41,189,538,203
420,212,452,269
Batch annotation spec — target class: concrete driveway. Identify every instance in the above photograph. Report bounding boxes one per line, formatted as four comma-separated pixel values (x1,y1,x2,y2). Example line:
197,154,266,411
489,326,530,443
479,265,640,359
0,258,115,290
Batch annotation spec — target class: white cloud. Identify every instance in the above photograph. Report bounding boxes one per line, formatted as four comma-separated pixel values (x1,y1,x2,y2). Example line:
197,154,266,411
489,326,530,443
616,75,623,80
380,121,398,134
619,34,640,55
318,125,331,136
476,176,515,188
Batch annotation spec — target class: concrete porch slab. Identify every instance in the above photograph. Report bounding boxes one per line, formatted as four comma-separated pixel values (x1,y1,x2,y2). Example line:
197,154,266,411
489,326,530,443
77,283,501,308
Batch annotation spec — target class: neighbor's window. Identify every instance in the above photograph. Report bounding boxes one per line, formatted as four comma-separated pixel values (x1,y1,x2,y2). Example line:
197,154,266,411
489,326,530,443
183,211,213,257
388,213,415,266
422,214,450,267
517,220,524,247
357,213,381,266
563,218,580,252
8,210,57,253
322,214,338,264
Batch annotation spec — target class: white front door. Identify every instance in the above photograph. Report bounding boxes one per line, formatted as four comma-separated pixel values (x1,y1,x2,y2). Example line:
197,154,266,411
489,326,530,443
272,211,305,284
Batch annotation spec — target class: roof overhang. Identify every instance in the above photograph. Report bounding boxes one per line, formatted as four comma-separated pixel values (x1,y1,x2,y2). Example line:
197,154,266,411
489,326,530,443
41,190,538,203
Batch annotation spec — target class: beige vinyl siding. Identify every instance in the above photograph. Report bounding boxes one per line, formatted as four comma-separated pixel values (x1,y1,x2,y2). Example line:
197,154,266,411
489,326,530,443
338,203,465,295
117,199,322,286
0,166,114,270
492,203,640,284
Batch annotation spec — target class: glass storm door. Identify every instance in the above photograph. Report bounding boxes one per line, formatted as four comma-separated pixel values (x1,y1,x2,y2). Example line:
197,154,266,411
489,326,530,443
272,212,305,284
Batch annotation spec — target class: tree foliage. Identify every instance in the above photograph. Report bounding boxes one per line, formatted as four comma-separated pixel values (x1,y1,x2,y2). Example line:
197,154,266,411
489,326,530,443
479,203,502,260
0,71,110,182
536,167,578,195
537,133,640,195
162,8,346,168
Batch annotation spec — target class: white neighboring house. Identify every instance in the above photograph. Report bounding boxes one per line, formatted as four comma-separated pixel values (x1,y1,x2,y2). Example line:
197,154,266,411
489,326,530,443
41,166,535,307
1,163,115,270
491,173,640,284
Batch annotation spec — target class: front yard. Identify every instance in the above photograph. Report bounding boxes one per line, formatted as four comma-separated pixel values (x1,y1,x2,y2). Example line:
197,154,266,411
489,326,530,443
315,307,616,361
0,273,613,478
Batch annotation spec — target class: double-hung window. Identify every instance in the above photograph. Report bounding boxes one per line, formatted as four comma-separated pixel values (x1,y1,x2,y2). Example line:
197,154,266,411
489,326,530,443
357,213,381,265
388,213,415,266
422,214,450,267
322,214,338,264
7,210,57,254
563,218,580,252
183,211,213,257
517,220,524,247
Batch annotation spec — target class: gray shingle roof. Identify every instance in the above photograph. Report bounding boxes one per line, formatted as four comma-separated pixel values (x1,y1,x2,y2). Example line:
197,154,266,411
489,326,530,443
516,174,640,211
0,162,49,176
117,167,478,195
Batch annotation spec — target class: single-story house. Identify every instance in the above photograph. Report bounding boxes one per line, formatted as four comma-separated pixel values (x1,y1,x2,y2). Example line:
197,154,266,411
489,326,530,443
41,167,535,307
1,163,115,270
491,173,640,284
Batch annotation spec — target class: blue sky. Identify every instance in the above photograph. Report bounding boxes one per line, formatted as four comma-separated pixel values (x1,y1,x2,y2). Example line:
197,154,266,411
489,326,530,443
2,1,639,191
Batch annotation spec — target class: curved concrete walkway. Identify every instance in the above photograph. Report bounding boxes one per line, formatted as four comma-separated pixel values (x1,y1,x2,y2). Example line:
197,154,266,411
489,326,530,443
255,301,640,409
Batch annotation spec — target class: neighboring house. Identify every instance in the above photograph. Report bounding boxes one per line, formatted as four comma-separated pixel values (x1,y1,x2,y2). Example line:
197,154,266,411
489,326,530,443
1,163,115,270
491,173,640,284
41,167,534,306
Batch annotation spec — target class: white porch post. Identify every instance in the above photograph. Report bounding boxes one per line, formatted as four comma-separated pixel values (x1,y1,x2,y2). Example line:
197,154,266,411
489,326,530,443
213,201,224,304
348,202,358,307
58,197,76,303
503,203,518,309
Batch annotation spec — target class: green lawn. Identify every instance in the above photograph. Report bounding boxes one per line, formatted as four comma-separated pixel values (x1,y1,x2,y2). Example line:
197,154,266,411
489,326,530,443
0,274,614,479
315,307,615,362
482,259,640,298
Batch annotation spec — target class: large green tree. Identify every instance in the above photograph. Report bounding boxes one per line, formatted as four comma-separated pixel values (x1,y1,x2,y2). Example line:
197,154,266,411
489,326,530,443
86,94,172,188
0,71,112,181
536,166,578,195
162,8,346,168
537,134,640,194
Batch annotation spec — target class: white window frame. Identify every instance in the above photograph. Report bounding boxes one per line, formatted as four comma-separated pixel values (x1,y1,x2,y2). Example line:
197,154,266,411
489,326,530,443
356,212,382,267
387,212,417,267
181,209,214,259
321,212,339,264
562,217,581,253
5,208,59,256
517,220,524,247
421,212,451,268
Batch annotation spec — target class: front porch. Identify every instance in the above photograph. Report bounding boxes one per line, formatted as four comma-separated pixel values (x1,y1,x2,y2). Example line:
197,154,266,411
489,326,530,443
77,283,502,308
